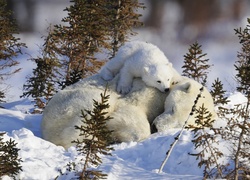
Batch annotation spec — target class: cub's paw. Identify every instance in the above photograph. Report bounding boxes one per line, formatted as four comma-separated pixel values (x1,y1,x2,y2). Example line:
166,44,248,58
117,84,132,94
100,68,114,81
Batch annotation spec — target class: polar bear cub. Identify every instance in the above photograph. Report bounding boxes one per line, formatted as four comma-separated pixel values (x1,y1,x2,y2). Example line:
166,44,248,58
99,41,175,94
153,77,217,132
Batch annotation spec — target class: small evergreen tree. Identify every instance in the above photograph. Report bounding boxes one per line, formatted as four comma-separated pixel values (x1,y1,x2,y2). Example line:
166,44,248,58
21,27,60,112
45,0,145,87
222,104,250,179
234,18,250,100
21,56,58,113
22,55,58,99
210,78,229,105
107,0,145,58
0,132,22,179
210,78,230,122
72,88,114,179
187,104,225,179
22,0,145,111
22,0,112,97
46,0,112,89
182,42,211,86
221,18,250,179
0,91,5,103
0,0,26,101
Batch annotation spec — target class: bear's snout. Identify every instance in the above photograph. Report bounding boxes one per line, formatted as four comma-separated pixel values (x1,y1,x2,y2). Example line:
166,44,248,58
164,88,170,92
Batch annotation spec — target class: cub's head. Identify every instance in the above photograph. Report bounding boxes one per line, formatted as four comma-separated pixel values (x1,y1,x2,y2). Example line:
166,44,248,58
142,63,174,93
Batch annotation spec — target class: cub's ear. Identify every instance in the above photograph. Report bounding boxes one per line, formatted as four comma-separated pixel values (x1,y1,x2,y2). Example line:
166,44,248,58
144,66,150,73
167,62,172,67
143,66,155,74
181,82,191,93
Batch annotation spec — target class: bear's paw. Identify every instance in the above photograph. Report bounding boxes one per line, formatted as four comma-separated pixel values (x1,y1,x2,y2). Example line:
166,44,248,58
100,68,114,81
117,83,132,94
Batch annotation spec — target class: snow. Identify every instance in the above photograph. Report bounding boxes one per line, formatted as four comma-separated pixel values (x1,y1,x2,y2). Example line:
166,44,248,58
0,91,246,179
1,1,249,179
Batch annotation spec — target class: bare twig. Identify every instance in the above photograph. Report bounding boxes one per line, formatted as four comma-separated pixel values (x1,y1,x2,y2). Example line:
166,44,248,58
158,87,204,173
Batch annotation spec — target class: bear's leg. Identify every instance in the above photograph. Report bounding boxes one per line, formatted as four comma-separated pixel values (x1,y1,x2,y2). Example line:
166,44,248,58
107,105,151,142
100,56,127,81
100,67,115,81
153,113,173,132
117,67,134,94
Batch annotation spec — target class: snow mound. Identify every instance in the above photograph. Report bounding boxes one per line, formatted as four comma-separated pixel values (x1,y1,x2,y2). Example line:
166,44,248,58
0,92,246,179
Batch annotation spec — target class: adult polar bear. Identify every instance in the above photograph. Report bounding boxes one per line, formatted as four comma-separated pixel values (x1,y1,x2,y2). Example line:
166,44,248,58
41,75,167,149
99,41,177,94
41,75,217,149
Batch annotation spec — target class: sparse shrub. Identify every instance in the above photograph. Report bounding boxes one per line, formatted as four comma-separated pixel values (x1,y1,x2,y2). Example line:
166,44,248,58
222,104,250,179
234,18,250,99
187,104,225,179
182,42,211,86
189,18,250,179
108,0,145,58
0,132,22,179
21,29,60,113
72,88,114,179
0,0,26,101
210,78,230,120
0,91,5,104
221,18,250,179
210,78,229,106
22,0,145,111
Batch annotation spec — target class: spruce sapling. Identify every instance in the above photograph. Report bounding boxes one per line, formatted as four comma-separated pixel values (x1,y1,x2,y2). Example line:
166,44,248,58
213,17,250,180
182,42,211,86
210,78,230,122
224,18,250,179
107,0,145,58
0,0,26,101
72,87,114,179
0,132,22,179
21,55,58,112
210,78,230,106
187,104,224,179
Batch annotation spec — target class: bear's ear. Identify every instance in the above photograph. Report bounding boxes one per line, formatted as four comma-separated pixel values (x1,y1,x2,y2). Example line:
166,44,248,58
167,62,172,67
143,66,150,74
143,66,155,74
181,82,191,93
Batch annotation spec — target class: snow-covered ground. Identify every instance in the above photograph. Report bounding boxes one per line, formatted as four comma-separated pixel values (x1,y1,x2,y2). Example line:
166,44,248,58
1,33,249,179
1,1,250,179
0,91,247,179
0,40,247,179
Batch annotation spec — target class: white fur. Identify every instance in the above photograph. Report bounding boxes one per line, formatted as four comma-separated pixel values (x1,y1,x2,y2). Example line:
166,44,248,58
99,41,174,94
41,75,217,149
41,41,217,148
41,74,167,148
153,77,217,132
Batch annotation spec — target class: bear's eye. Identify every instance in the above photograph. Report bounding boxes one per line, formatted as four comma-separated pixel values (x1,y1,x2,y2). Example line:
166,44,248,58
167,79,170,81
157,80,161,84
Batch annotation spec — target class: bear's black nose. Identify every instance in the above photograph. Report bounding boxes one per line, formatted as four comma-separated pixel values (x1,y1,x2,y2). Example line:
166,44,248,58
164,88,169,92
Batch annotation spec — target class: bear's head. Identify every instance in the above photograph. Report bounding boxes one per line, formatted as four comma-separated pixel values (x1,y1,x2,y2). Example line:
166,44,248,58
142,63,174,93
